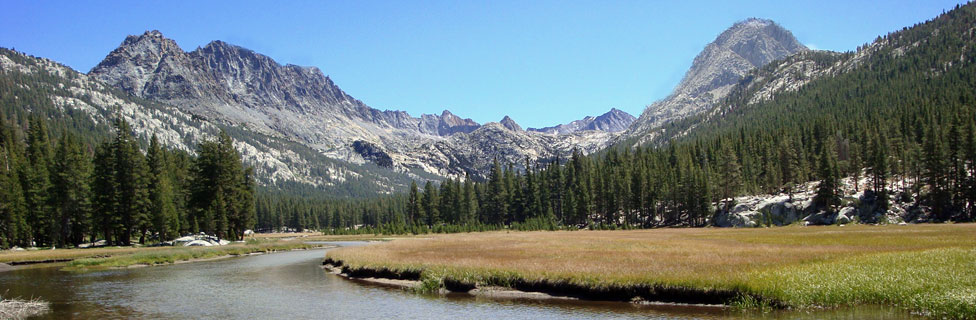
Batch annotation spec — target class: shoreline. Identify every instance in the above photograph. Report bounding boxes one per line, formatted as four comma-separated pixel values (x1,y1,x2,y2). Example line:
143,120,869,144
321,260,735,307
0,242,330,272
118,247,330,269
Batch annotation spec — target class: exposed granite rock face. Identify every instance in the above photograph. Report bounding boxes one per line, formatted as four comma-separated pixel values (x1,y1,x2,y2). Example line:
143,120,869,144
529,108,636,134
624,19,806,145
88,31,618,180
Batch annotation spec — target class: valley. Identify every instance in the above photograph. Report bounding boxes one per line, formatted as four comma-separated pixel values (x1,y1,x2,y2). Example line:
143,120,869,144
1,1,975,319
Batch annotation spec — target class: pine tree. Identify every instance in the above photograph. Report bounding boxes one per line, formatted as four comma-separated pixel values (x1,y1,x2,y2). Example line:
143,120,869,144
718,141,742,212
923,125,950,221
238,167,256,237
92,143,119,244
463,177,478,224
0,120,29,248
188,130,252,239
147,134,177,241
51,131,92,246
867,133,889,210
422,181,439,226
23,116,53,246
486,158,508,225
408,181,421,225
778,138,799,201
438,179,455,224
112,118,150,245
814,141,840,211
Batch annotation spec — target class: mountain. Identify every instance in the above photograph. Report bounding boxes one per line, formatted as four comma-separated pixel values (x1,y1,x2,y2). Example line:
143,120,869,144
0,48,427,196
86,31,618,182
623,18,806,145
528,108,635,134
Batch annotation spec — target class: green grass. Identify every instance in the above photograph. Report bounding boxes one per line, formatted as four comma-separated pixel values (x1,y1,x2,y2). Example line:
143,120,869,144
744,247,976,319
64,240,319,271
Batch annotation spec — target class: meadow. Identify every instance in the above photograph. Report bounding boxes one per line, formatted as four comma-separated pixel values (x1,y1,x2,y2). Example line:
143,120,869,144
325,224,976,319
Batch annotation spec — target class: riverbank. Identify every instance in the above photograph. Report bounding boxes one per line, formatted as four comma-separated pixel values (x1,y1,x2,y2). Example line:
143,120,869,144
325,224,976,319
0,239,325,272
0,296,49,319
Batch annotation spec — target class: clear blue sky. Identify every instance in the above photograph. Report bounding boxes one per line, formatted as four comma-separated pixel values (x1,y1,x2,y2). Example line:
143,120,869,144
0,0,967,128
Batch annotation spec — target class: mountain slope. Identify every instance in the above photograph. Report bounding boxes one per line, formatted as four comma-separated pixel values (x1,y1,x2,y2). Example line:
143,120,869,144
624,18,806,145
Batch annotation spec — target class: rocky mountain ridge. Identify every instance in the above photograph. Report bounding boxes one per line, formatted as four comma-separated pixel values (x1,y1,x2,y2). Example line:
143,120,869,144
528,108,635,134
87,30,625,180
623,18,807,146
0,48,422,195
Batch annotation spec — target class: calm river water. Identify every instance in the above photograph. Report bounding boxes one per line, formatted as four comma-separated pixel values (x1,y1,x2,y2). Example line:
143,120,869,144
1,242,916,319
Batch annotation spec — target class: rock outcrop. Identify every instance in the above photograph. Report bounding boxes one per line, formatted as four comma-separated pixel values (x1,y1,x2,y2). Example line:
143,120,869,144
712,177,921,227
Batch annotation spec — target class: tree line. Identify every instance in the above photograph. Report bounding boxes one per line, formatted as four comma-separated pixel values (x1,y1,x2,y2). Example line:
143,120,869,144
0,115,255,248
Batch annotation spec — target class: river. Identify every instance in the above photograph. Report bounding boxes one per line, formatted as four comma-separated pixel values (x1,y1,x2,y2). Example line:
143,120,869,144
0,242,916,319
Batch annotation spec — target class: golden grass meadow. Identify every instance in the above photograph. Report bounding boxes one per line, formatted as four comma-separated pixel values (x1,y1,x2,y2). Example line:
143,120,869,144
326,224,976,318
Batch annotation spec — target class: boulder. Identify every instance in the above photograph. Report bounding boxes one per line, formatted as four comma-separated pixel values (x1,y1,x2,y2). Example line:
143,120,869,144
185,240,213,247
803,210,832,225
836,207,854,224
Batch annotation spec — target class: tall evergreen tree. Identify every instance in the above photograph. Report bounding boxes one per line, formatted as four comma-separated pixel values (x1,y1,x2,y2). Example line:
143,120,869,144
814,141,841,211
408,181,421,225
147,134,178,241
486,158,508,225
111,118,150,245
718,141,742,212
422,181,439,226
923,125,950,221
23,116,53,245
51,131,92,246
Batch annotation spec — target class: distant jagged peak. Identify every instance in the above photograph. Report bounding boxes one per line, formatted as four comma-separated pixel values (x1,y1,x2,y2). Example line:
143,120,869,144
499,115,523,131
528,108,636,135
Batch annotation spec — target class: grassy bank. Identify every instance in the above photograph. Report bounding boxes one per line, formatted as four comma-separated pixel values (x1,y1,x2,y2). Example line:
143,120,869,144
63,240,321,270
325,224,976,318
0,238,323,271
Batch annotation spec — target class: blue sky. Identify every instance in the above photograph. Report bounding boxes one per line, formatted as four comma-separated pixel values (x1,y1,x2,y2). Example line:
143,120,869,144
0,0,967,128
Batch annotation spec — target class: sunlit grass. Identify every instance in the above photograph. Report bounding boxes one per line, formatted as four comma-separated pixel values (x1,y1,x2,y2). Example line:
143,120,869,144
745,247,976,319
326,224,976,318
